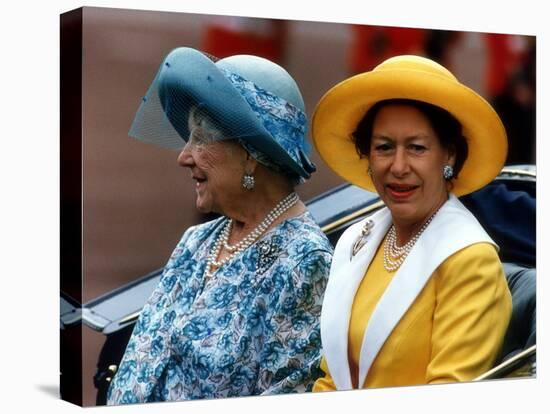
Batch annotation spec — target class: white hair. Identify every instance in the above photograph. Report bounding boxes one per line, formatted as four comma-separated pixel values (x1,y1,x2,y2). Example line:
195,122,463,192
187,106,225,145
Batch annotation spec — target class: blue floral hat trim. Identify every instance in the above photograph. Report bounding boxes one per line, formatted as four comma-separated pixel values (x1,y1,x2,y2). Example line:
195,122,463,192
221,69,315,182
128,47,316,180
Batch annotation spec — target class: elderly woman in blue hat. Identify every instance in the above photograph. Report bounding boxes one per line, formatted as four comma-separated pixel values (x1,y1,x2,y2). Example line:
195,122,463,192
107,47,333,404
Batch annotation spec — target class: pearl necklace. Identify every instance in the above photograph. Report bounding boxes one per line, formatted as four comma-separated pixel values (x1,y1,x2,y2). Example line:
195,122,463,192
383,207,441,272
205,192,299,279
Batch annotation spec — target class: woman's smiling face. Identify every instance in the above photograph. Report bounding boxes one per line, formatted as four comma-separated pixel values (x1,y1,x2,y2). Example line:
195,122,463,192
177,129,246,215
368,104,455,229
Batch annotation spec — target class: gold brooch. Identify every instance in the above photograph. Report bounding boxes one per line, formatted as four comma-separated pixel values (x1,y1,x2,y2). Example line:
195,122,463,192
350,219,374,260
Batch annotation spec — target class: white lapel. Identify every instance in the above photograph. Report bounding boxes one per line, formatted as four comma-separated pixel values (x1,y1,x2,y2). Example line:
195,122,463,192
320,207,392,390
355,195,496,387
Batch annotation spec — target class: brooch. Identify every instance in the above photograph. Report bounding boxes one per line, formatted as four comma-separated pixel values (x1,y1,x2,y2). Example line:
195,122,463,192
350,219,374,260
256,238,282,274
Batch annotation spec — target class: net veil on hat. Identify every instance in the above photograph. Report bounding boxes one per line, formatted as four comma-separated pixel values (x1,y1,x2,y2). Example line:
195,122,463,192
130,47,316,180
312,55,508,196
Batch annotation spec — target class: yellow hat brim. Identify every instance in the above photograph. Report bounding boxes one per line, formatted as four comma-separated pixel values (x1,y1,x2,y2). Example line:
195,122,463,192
312,63,508,196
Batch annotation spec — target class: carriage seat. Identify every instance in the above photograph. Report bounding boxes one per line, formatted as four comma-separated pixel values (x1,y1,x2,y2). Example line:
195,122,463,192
498,262,536,364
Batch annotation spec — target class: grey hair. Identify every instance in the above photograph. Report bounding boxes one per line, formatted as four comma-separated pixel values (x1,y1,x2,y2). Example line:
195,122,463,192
187,106,225,145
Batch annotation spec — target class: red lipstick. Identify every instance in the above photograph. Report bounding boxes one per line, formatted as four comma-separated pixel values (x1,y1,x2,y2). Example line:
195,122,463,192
386,183,418,200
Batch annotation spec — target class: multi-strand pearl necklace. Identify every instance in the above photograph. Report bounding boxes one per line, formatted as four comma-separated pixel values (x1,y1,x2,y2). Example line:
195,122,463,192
204,192,299,279
383,208,441,272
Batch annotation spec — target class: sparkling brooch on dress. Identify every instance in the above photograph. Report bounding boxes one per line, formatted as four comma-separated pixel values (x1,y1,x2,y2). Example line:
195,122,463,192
256,238,283,274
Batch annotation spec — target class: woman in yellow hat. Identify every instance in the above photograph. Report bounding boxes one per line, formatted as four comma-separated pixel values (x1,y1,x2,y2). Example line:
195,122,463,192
312,55,512,391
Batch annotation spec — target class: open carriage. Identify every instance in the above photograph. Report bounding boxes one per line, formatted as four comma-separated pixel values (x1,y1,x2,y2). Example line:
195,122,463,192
60,165,536,405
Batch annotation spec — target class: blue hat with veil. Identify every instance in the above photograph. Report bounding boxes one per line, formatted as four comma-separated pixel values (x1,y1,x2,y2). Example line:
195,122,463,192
129,47,316,181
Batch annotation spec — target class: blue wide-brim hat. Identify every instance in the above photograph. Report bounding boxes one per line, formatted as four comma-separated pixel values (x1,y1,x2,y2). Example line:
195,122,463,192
129,47,316,180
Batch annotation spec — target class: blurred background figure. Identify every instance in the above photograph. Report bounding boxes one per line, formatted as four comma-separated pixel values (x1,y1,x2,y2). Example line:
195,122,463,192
350,26,425,73
489,36,536,165
423,30,463,69
483,33,532,98
202,16,287,62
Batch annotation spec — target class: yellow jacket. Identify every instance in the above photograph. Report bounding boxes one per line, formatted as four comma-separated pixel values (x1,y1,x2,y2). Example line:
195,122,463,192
314,195,512,391
314,242,512,390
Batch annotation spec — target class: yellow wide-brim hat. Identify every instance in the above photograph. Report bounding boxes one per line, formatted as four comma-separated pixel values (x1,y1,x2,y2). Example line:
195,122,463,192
312,55,508,196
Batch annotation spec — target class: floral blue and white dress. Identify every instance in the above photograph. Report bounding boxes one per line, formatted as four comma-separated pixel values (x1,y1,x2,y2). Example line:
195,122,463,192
107,211,333,404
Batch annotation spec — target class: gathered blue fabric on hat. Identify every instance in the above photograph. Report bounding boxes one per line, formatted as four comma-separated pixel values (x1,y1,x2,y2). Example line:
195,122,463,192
221,68,311,184
128,47,316,182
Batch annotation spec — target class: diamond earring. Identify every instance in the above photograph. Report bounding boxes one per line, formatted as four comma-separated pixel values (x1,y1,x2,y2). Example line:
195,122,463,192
241,173,255,190
443,165,454,180
367,166,373,177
